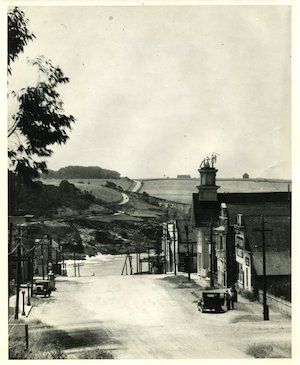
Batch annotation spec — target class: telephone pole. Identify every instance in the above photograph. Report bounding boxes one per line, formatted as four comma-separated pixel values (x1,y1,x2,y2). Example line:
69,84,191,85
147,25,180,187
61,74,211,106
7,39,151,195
41,239,45,279
184,224,191,281
73,252,76,277
209,222,214,288
173,222,177,276
260,214,271,320
15,226,21,319
254,214,271,320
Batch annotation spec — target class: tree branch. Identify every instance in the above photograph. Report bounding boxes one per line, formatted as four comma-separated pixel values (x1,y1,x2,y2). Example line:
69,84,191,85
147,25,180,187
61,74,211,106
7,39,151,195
8,121,19,138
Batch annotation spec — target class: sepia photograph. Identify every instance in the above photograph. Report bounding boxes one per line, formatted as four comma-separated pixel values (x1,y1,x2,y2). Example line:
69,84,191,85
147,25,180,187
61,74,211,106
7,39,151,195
4,0,295,361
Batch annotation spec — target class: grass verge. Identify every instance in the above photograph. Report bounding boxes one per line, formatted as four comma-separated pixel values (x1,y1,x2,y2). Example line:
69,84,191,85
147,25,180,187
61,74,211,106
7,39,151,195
77,348,114,359
247,343,291,358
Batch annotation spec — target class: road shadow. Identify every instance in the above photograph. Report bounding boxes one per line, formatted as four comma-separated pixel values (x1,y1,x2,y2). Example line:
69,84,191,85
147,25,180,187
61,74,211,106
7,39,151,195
29,320,121,350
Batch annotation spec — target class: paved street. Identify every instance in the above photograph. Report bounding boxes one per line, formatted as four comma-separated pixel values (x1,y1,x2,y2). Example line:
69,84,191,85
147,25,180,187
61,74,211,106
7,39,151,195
27,254,291,359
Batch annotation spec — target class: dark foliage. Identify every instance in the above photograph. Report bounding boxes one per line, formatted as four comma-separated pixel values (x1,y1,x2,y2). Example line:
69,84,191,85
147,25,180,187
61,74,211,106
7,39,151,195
8,8,75,182
267,282,291,302
8,7,35,74
9,172,95,216
41,166,120,179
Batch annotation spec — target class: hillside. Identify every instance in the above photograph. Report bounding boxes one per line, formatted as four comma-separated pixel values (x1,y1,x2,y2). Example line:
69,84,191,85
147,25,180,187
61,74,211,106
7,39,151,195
11,174,181,257
139,178,292,204
40,178,126,204
41,165,121,179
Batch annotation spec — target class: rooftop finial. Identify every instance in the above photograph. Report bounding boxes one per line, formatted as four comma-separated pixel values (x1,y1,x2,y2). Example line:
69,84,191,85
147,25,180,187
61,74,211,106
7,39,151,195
200,153,219,168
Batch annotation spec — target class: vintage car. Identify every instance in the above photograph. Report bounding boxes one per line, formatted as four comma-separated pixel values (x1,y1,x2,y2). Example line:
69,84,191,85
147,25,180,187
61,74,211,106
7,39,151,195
197,292,225,313
32,280,52,297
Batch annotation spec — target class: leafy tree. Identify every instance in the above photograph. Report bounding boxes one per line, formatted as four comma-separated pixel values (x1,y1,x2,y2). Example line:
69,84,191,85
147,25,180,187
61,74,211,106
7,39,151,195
7,7,35,74
8,7,75,182
41,166,121,179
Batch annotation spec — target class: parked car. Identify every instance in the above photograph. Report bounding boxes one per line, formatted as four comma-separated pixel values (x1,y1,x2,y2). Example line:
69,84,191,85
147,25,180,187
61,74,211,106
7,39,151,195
198,292,225,313
32,280,51,297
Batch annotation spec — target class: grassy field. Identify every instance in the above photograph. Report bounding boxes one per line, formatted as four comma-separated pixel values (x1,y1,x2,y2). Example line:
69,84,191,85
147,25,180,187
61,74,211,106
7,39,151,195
40,178,131,204
139,178,292,204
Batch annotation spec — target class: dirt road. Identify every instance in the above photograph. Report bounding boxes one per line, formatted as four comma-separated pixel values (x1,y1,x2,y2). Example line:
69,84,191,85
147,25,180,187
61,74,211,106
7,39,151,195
27,255,291,359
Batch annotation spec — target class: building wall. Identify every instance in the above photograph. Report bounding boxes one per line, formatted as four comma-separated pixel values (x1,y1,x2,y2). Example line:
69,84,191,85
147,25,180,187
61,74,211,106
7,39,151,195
196,227,210,276
216,245,226,286
234,229,253,290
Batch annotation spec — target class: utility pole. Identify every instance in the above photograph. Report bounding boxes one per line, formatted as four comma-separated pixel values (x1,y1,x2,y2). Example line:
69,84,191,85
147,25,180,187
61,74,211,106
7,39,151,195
41,240,45,280
48,235,52,274
184,224,191,281
254,214,271,321
8,223,13,297
262,216,269,320
73,252,76,277
136,243,139,274
147,242,150,273
138,242,141,273
129,254,133,275
209,222,214,288
15,227,21,319
30,238,34,297
162,223,167,274
61,245,65,276
191,229,194,274
173,222,177,276
163,226,167,274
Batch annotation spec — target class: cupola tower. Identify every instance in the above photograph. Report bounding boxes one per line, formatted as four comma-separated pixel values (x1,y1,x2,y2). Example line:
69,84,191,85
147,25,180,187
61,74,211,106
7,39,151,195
197,153,220,201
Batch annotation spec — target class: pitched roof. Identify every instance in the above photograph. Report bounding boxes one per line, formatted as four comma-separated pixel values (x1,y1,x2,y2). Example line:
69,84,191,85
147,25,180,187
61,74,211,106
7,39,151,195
225,201,290,252
218,192,291,205
192,192,290,249
252,251,291,276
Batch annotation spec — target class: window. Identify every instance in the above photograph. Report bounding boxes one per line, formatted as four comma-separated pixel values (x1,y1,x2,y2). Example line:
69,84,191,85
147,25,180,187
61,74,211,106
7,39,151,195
237,214,243,226
219,235,223,250
238,263,244,284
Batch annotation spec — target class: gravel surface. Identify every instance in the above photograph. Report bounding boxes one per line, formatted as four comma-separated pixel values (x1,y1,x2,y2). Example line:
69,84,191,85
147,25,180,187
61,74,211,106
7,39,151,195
26,254,291,359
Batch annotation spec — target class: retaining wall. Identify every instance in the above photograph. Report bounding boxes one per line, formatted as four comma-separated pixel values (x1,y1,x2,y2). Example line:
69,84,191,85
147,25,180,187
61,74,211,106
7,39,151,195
258,290,291,317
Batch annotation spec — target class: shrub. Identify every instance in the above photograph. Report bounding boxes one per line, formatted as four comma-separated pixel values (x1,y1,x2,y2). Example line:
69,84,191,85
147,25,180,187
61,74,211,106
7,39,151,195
27,344,66,359
9,339,66,359
77,348,114,359
9,340,27,359
238,288,257,302
268,282,291,302
247,343,291,358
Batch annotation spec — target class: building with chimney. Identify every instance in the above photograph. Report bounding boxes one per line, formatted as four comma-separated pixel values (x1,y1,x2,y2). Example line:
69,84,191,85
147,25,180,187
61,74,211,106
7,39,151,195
191,155,291,292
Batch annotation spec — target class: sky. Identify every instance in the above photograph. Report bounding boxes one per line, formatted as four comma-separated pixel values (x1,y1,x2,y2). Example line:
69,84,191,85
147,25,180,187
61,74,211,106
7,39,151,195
7,5,291,179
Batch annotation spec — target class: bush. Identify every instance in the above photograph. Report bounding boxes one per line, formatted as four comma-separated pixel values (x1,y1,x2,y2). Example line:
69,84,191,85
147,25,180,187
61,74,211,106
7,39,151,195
238,288,257,302
9,339,66,359
77,348,114,359
268,282,291,302
247,343,291,358
9,340,27,359
27,344,66,359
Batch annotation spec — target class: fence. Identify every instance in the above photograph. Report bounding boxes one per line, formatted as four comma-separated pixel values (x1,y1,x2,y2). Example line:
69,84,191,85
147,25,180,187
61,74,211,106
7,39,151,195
258,290,291,317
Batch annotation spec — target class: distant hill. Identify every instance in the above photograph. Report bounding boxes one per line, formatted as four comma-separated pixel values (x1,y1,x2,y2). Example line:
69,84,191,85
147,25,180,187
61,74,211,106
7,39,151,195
41,165,121,179
139,178,292,204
